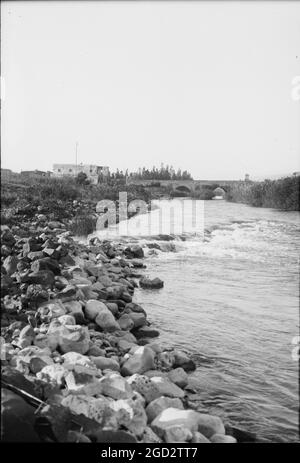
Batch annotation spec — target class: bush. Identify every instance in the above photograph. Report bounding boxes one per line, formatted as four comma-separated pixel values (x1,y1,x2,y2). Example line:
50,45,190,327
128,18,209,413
76,172,90,185
227,176,300,211
69,214,97,236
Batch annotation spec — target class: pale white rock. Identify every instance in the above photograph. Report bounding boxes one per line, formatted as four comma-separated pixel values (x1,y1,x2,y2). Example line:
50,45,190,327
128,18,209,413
99,373,133,400
108,393,147,437
61,394,117,428
146,396,184,422
37,364,69,386
151,408,201,438
121,346,155,376
47,321,90,354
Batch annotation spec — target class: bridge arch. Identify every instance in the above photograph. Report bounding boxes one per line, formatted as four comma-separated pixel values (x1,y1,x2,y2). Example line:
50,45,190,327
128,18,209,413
213,187,226,198
174,184,192,194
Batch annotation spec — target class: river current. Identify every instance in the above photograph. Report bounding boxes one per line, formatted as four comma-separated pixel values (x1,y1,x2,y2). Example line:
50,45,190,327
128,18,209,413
93,199,300,443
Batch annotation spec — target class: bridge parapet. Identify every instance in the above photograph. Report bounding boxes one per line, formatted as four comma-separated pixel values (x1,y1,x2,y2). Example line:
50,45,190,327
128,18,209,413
126,177,244,192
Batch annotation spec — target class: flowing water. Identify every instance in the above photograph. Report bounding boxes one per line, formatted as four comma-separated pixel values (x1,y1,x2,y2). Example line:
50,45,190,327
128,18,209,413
94,199,300,442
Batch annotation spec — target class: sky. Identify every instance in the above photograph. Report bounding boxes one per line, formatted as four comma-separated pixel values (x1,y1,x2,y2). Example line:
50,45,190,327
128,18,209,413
1,1,300,180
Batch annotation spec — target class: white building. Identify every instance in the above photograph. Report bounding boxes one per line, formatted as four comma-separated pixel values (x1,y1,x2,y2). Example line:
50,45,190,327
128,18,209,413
52,164,109,184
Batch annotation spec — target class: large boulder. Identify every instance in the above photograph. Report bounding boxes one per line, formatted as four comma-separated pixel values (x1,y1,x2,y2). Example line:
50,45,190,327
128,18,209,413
95,310,120,332
167,367,188,388
37,364,69,387
121,346,155,376
99,373,133,400
149,376,185,398
85,300,108,321
127,374,161,403
151,408,201,438
108,393,147,437
47,321,90,354
61,394,117,428
85,300,120,331
146,396,184,422
196,414,225,438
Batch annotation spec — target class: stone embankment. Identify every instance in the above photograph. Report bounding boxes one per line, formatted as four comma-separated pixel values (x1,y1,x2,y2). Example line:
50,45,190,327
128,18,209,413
1,212,239,443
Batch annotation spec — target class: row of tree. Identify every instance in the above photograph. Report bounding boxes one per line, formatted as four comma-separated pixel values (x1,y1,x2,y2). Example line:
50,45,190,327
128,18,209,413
108,165,193,181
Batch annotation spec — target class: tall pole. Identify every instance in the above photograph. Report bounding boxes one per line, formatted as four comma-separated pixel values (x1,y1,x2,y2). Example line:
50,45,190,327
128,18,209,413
75,141,78,171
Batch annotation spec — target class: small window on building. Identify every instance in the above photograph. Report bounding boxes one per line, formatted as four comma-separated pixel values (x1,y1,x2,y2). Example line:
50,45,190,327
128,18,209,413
69,169,72,172
90,169,93,173
58,169,61,172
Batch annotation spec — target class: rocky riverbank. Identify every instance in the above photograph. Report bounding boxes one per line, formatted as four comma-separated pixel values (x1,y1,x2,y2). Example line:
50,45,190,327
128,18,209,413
1,211,243,443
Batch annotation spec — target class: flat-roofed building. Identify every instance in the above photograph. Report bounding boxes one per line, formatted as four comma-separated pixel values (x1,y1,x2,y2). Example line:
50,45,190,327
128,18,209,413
52,164,109,184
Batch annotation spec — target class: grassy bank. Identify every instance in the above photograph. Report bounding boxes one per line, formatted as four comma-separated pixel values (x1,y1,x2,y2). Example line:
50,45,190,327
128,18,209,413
226,176,300,211
1,176,152,235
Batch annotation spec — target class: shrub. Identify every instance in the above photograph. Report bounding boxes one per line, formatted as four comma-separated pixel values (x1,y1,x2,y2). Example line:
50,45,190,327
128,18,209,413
69,214,97,236
227,176,300,211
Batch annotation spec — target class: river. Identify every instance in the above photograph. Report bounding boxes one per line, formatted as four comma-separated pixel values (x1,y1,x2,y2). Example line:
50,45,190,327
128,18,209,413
94,199,300,443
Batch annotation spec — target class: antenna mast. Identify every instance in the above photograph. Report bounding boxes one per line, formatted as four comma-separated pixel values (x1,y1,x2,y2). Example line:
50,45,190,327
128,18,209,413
75,141,79,168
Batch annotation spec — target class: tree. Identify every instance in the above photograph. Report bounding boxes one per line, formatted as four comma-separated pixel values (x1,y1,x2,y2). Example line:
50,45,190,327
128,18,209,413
76,172,89,185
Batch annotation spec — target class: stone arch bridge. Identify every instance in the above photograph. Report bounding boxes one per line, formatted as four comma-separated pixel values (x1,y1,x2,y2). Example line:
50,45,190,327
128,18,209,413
126,178,245,194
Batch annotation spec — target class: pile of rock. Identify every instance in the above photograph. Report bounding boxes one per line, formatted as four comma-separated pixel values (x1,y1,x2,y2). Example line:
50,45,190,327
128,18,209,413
1,218,237,443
